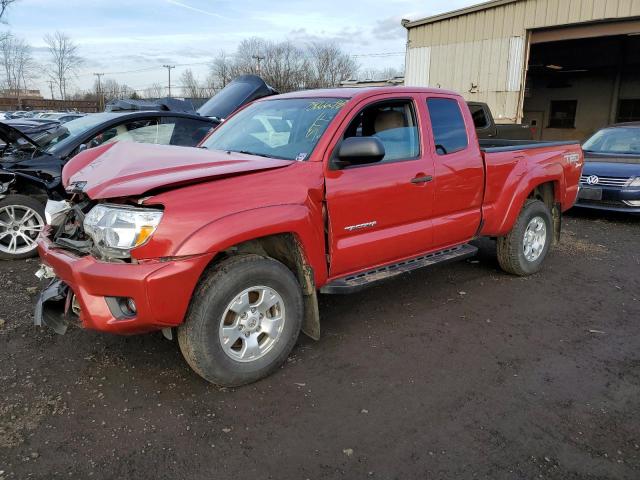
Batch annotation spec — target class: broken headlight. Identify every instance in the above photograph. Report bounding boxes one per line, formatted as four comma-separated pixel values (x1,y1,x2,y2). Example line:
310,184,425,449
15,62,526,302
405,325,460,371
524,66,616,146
83,204,163,259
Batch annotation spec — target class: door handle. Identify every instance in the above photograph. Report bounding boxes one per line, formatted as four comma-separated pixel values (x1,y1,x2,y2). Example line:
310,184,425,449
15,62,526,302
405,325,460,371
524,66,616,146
411,175,433,184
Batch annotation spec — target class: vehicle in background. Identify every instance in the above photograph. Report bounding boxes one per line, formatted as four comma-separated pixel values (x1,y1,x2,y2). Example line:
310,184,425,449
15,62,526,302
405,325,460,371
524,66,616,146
5,111,31,119
37,112,86,123
0,76,278,260
36,86,583,386
1,119,66,147
575,123,640,213
197,74,278,120
468,102,533,140
0,111,216,260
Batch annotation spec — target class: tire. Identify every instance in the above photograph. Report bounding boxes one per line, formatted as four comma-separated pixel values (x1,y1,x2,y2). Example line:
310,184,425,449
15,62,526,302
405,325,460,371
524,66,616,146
178,254,303,387
0,195,46,261
496,199,553,276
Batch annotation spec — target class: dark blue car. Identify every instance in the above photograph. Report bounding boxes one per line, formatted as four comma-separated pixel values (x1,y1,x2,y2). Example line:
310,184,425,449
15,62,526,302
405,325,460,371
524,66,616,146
575,123,640,213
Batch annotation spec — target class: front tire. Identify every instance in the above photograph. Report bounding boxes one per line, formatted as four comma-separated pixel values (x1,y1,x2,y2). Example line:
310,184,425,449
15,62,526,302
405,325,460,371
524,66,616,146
0,195,45,260
178,254,303,387
496,199,553,276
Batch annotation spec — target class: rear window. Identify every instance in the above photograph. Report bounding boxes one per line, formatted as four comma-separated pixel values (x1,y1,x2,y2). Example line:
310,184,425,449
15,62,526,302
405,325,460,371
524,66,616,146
427,98,468,155
469,104,489,129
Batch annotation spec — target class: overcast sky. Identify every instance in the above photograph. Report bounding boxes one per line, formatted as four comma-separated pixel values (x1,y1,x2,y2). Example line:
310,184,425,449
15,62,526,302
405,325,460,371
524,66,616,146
7,0,479,96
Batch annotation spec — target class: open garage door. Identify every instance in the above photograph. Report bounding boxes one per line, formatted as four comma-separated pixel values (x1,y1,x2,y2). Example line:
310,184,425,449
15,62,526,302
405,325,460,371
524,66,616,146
523,20,640,142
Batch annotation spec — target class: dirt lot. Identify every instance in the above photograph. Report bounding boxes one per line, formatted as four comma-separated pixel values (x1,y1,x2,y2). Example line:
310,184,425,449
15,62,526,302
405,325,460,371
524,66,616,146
1,210,639,480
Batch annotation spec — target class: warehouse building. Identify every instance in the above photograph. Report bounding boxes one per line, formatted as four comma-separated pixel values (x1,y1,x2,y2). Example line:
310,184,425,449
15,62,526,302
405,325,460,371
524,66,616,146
403,0,640,140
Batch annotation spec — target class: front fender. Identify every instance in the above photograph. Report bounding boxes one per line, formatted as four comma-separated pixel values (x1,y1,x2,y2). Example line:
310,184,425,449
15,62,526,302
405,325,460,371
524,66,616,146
483,162,564,236
174,204,328,285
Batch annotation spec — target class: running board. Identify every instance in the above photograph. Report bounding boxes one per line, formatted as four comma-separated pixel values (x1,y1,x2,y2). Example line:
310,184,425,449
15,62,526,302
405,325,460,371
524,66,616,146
320,244,478,295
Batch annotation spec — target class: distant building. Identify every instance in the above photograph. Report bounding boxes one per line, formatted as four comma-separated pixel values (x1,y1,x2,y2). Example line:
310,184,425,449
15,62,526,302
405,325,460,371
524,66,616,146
0,89,43,99
340,76,405,88
403,0,640,140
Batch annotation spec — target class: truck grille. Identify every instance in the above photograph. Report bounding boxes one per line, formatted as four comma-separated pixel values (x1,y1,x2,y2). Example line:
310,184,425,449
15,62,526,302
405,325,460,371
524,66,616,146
579,175,629,187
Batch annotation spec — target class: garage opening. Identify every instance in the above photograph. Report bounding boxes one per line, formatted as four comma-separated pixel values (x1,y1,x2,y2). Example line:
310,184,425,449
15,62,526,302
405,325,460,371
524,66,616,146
522,20,640,142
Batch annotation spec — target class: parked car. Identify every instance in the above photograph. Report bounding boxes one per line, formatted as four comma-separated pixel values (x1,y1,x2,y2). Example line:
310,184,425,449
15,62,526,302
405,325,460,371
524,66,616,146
574,123,640,213
0,119,65,147
37,112,86,123
35,86,583,386
0,76,276,260
468,102,533,140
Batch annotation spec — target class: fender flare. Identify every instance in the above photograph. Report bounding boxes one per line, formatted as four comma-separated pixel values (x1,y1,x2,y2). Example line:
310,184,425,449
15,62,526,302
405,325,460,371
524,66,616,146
495,162,565,235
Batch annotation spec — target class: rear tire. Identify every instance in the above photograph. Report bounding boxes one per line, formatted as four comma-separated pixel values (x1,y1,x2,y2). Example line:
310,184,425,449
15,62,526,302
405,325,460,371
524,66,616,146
178,254,303,387
0,195,45,261
496,199,552,276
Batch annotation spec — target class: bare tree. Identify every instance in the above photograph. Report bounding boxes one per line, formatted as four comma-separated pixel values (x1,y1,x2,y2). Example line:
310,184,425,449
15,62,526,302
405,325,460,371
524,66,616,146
306,41,359,88
0,0,18,23
212,37,358,93
209,50,232,89
180,68,203,98
142,82,166,99
44,31,83,100
358,66,404,81
97,78,135,102
0,33,37,103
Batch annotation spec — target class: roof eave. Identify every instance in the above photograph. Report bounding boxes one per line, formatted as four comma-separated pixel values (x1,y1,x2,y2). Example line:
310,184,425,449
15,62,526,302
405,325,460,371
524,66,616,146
403,0,520,29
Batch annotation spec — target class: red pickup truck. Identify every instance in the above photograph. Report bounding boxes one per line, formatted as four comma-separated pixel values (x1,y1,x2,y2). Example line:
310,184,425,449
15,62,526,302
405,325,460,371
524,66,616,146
35,87,583,386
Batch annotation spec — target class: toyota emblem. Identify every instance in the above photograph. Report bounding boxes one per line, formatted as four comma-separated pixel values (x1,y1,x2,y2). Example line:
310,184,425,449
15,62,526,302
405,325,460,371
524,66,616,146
586,175,599,185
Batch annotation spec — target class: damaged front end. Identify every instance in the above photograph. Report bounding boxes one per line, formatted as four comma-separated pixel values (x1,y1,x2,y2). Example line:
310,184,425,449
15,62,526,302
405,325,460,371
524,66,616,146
46,197,95,256
34,198,95,334
33,276,81,335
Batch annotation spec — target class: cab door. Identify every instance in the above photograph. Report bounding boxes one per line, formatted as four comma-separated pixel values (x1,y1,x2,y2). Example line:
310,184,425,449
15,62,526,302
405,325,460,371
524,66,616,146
425,95,485,249
324,95,435,278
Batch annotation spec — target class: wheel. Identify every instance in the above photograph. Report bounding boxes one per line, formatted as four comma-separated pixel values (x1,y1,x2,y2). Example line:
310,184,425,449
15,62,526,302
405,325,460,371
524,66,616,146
0,195,46,260
178,254,303,387
496,199,553,276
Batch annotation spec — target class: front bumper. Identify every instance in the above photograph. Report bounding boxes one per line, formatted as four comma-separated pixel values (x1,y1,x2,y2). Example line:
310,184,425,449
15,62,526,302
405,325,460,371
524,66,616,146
574,185,640,213
36,236,214,335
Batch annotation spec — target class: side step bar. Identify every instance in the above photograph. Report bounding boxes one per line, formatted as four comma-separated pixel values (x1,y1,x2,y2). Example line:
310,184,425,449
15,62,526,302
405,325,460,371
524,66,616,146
320,244,478,294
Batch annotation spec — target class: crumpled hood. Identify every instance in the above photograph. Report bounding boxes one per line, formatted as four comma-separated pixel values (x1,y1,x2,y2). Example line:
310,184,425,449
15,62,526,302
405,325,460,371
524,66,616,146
63,141,292,199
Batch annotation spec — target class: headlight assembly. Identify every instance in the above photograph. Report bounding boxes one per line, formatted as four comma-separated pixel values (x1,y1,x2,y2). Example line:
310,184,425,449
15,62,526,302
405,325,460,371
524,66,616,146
627,177,640,187
83,204,163,259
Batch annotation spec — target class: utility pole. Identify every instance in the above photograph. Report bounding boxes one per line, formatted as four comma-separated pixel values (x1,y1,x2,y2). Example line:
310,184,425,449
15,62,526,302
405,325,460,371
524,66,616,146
252,55,265,75
48,80,55,101
162,64,175,97
93,73,104,111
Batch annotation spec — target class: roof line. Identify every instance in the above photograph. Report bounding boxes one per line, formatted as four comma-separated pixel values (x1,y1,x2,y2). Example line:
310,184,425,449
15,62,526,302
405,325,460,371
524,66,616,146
403,0,521,29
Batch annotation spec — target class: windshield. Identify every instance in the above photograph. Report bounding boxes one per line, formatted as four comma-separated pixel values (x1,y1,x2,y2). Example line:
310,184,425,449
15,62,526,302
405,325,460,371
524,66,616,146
201,97,348,160
583,127,640,155
44,112,122,154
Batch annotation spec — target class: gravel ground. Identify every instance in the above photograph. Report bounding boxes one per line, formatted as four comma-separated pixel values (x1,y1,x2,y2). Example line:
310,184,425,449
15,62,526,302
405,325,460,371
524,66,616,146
0,210,639,480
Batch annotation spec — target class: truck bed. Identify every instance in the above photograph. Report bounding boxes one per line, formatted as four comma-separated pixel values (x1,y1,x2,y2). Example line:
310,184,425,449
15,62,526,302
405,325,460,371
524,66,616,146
479,139,578,152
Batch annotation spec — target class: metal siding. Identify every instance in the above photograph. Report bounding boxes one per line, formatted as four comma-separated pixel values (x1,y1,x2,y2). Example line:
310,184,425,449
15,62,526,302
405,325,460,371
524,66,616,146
507,36,525,91
405,47,431,86
405,0,640,122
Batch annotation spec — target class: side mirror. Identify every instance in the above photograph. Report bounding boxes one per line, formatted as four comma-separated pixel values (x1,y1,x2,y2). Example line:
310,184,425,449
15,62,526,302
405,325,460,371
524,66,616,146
77,143,88,153
335,137,385,168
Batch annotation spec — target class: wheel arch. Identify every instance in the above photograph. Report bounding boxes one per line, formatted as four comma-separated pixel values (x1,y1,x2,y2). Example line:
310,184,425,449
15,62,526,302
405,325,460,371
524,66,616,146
487,163,564,237
176,204,326,341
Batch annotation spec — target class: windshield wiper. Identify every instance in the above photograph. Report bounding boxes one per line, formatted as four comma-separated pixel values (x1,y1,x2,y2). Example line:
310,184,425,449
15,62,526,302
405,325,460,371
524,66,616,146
230,150,288,160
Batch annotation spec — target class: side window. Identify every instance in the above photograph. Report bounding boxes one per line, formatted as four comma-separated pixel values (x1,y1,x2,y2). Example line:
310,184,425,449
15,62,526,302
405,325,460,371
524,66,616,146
87,119,163,148
165,117,215,146
426,98,468,155
469,104,489,129
343,100,420,163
